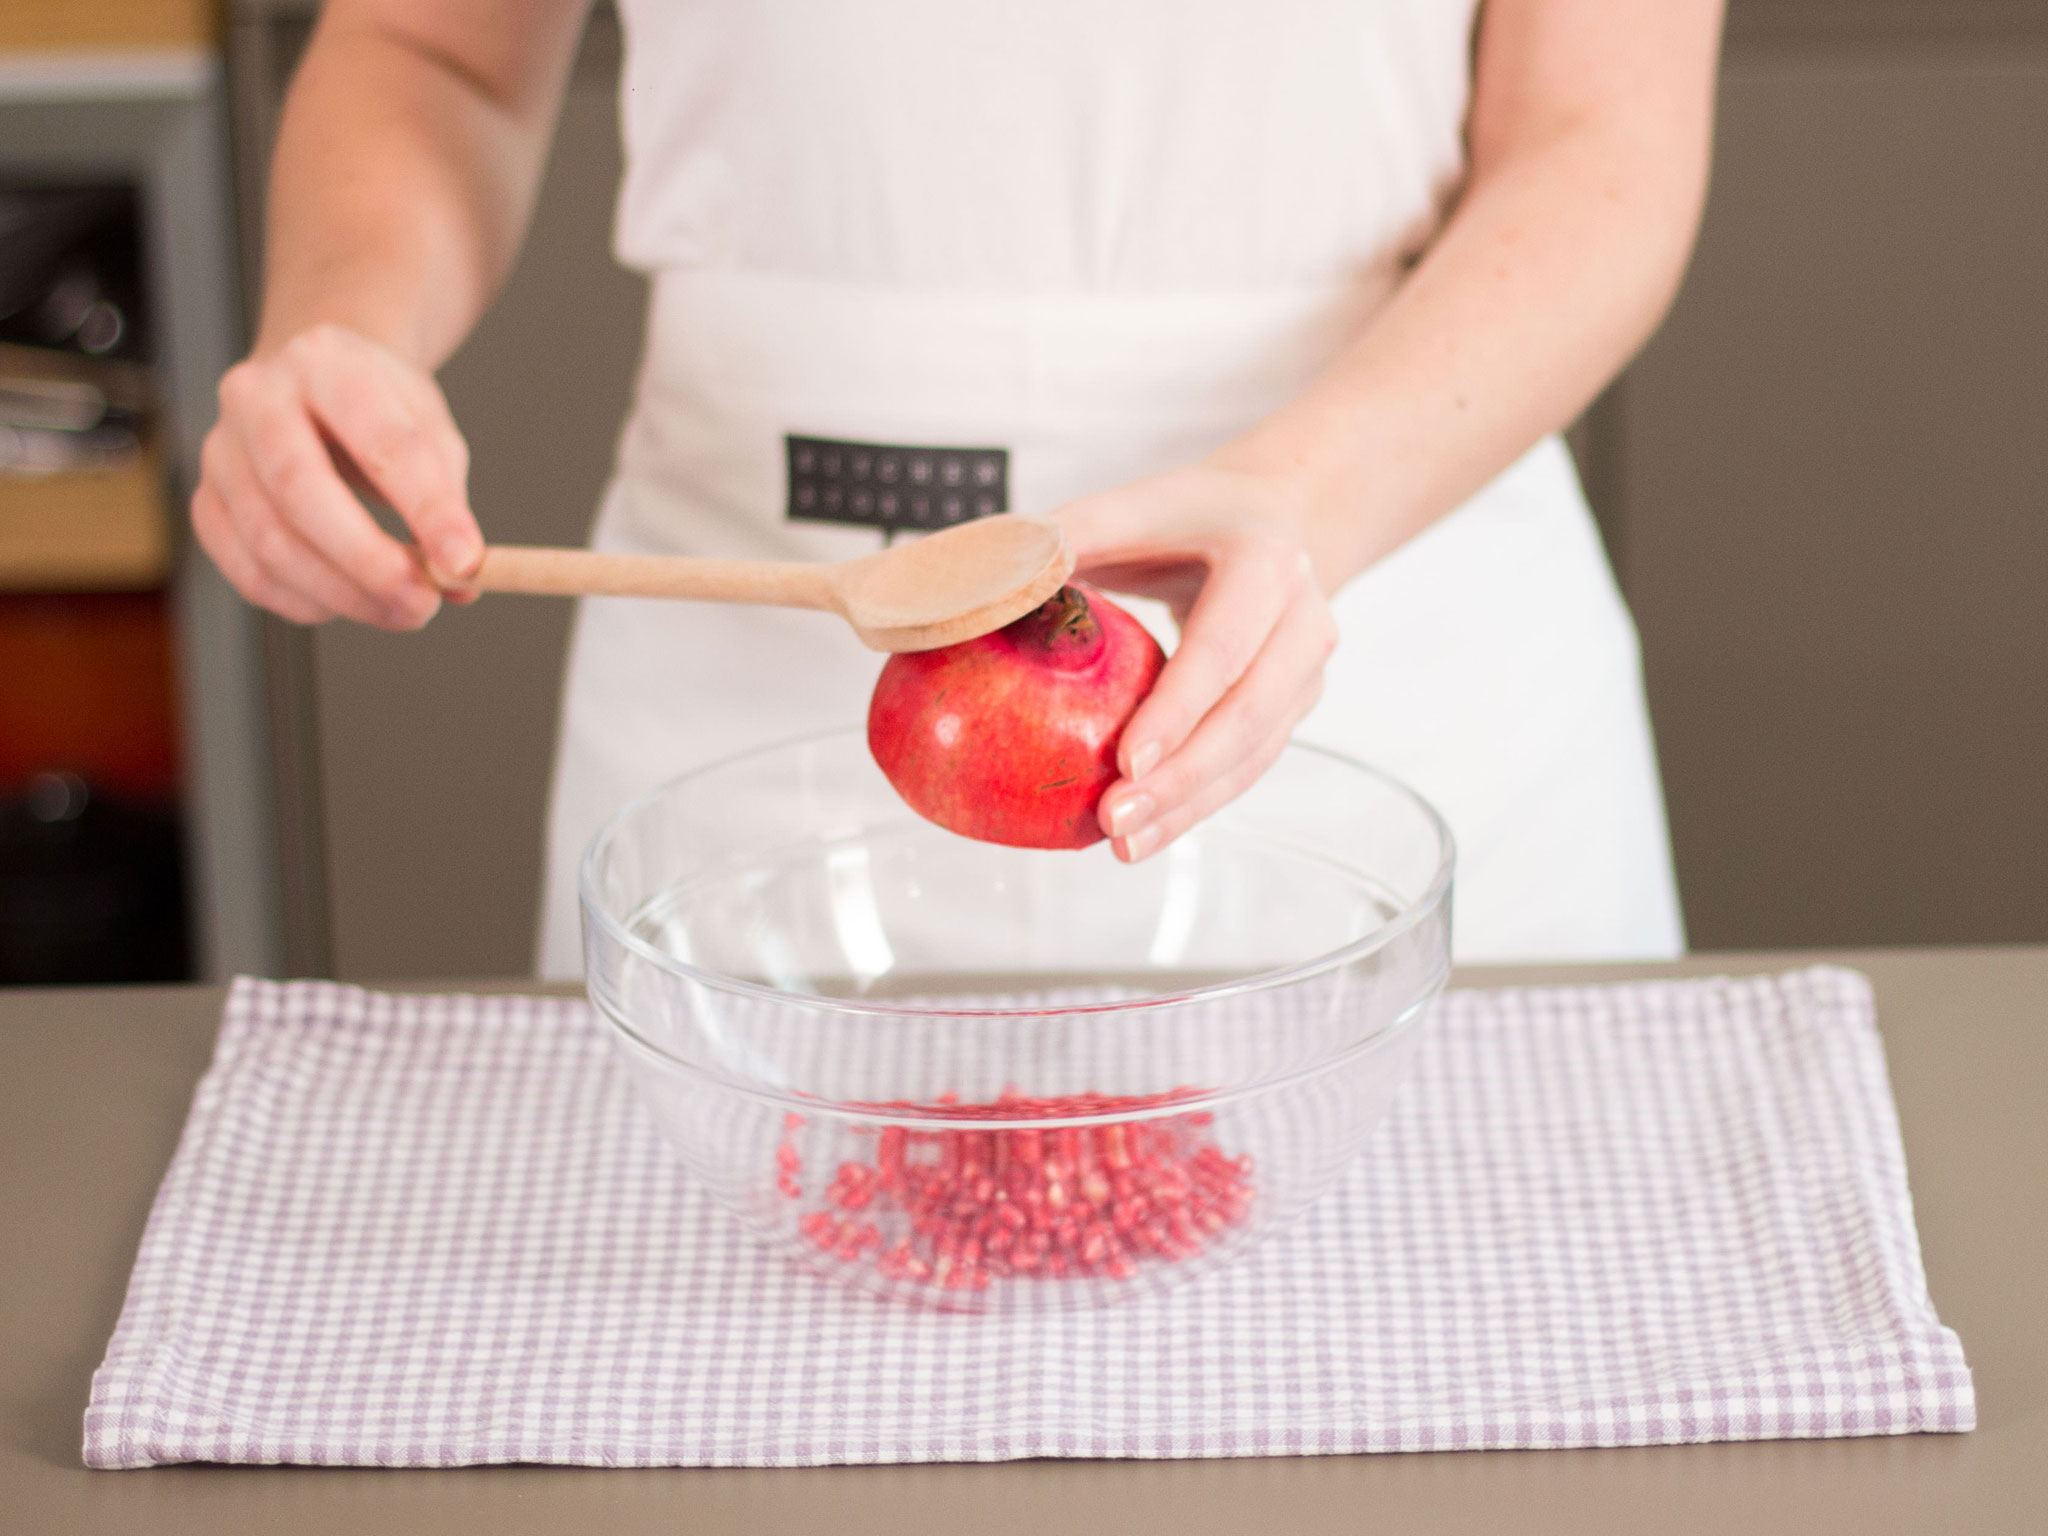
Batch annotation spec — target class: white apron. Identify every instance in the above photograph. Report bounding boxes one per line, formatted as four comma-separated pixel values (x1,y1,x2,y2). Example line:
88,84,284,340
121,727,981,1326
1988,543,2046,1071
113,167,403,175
536,0,1685,976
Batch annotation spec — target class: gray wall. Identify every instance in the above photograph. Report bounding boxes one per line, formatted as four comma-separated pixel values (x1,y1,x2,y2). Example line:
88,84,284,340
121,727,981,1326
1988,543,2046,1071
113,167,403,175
1615,46,2048,949
237,7,2048,978
308,27,645,979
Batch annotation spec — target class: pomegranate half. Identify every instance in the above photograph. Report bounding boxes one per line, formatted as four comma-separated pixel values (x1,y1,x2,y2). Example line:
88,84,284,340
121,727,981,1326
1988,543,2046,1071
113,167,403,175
867,584,1165,849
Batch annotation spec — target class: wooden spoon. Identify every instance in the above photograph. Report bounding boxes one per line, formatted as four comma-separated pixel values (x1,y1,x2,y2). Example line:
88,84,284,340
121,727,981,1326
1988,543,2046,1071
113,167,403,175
445,513,1074,652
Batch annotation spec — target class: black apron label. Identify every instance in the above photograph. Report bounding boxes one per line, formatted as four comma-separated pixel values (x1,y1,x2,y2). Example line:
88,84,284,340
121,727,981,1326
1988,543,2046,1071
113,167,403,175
784,434,1008,533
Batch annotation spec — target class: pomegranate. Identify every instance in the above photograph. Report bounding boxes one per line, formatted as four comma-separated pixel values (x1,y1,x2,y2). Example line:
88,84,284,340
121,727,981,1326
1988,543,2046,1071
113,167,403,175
868,584,1165,849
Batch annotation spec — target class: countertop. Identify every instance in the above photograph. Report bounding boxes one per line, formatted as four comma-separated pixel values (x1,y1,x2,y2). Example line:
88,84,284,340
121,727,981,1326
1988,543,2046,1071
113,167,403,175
4,948,2043,1534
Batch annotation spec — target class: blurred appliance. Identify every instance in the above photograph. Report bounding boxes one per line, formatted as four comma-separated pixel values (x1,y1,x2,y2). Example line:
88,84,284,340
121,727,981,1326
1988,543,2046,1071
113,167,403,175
0,182,190,985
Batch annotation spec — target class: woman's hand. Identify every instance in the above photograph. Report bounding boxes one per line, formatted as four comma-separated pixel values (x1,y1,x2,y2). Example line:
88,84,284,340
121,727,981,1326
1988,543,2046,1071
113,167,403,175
1053,463,1338,863
193,0,592,627
192,323,483,629
1052,0,1723,864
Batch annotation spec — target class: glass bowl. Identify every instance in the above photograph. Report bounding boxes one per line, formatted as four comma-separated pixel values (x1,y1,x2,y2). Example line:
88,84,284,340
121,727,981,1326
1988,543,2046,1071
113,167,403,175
581,727,1453,1312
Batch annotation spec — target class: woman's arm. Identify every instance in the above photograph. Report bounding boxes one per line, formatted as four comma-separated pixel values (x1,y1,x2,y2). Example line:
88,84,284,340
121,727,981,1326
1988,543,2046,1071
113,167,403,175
1224,0,1727,583
1068,0,1726,861
194,0,591,630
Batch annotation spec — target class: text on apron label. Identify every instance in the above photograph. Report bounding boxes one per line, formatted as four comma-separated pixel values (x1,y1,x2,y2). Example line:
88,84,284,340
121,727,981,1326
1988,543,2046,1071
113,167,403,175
784,434,1009,534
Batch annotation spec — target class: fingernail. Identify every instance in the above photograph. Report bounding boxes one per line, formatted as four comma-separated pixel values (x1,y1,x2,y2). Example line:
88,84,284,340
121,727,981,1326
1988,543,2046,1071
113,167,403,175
1123,823,1163,861
1107,792,1153,838
1128,742,1162,779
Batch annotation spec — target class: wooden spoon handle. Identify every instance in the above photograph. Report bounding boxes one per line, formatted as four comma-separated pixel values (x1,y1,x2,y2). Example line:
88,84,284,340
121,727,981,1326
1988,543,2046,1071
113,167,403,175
464,546,838,611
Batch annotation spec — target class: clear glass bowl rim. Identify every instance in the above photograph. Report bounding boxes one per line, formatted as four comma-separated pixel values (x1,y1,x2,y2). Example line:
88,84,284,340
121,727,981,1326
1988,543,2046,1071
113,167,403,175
600,985,1443,1129
580,726,1455,1022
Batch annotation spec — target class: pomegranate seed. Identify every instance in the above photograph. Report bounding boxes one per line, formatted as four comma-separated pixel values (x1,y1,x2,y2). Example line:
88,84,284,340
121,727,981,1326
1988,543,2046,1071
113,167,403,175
878,1126,907,1179
1098,1123,1131,1169
798,1210,838,1248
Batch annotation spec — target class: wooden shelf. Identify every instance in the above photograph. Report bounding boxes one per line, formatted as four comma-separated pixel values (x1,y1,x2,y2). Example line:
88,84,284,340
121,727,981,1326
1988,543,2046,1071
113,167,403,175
0,451,172,592
0,1,217,54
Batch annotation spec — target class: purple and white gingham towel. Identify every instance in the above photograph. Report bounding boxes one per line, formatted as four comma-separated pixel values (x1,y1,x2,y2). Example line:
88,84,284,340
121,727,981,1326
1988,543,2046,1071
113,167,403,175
84,967,1972,1468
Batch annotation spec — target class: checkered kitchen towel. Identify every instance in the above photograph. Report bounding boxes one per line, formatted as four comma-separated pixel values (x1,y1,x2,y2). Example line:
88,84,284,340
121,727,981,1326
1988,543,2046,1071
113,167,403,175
84,967,1972,1467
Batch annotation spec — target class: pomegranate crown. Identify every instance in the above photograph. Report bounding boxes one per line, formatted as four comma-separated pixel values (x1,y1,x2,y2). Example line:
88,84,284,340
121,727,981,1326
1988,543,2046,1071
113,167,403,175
1006,584,1101,658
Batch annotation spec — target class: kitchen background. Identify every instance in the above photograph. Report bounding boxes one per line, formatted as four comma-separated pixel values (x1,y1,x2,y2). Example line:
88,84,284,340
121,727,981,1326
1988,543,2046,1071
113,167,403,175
2,0,2043,984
